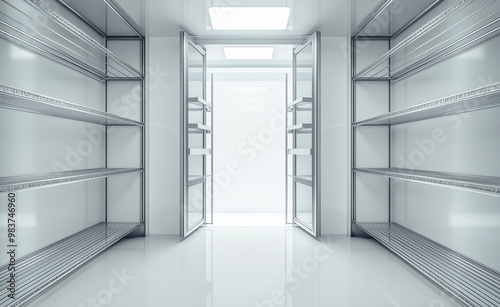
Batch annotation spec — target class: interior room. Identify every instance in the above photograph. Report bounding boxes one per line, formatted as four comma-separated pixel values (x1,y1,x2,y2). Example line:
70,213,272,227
0,0,499,306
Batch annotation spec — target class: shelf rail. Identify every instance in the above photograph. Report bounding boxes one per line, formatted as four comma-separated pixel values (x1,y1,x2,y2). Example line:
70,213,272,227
0,168,143,193
0,84,143,126
354,0,500,80
354,83,500,126
355,168,500,196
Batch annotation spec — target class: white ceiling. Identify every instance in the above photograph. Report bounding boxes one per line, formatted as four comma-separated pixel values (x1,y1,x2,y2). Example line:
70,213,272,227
145,0,351,38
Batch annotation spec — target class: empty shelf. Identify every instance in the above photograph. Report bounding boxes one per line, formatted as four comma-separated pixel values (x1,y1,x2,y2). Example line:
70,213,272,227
288,97,312,108
287,123,312,133
0,222,142,307
188,97,211,110
353,0,442,38
354,222,500,307
288,175,313,186
189,148,212,155
188,123,211,133
354,0,500,80
354,168,500,196
188,175,211,187
0,168,143,193
0,0,142,80
354,83,500,126
288,148,312,155
0,84,143,126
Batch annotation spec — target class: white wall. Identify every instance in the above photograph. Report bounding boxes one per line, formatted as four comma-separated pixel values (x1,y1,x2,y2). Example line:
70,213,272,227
320,37,351,235
147,37,181,235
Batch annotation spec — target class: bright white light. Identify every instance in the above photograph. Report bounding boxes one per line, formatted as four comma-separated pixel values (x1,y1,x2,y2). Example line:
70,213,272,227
209,7,291,30
224,47,274,60
230,86,269,93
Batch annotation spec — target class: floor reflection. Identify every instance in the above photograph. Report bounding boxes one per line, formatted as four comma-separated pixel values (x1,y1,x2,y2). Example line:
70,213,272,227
30,227,457,307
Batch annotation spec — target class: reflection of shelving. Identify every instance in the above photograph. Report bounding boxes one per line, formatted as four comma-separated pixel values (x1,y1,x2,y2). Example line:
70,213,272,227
355,168,500,196
0,84,143,126
188,97,211,111
288,175,312,186
288,97,312,109
0,0,142,80
355,83,500,126
287,123,312,133
288,148,312,155
0,168,143,193
354,0,500,80
354,222,500,307
188,123,211,133
0,222,142,307
188,175,211,187
188,148,212,155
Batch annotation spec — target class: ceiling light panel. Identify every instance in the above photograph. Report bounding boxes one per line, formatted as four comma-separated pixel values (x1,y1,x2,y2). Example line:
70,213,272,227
209,7,291,30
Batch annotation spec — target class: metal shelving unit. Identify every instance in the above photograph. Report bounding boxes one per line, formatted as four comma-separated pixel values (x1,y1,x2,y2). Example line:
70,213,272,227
354,168,500,196
352,0,500,305
0,168,143,193
0,84,143,126
354,222,500,307
0,0,146,305
0,222,142,307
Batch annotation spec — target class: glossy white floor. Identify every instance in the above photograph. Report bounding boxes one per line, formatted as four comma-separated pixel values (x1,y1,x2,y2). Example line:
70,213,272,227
30,227,458,307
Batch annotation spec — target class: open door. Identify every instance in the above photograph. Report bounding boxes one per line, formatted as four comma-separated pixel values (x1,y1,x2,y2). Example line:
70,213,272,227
287,32,321,237
180,32,213,238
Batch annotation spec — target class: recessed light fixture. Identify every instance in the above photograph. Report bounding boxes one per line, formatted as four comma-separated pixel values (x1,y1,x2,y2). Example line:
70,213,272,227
209,7,291,30
224,47,274,60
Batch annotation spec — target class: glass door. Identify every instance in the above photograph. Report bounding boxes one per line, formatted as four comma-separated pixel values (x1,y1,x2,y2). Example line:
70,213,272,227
181,32,212,238
287,32,320,237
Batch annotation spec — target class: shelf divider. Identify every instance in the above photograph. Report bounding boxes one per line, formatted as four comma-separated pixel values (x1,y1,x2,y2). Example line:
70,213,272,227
354,83,500,126
287,123,312,132
0,84,143,126
0,222,142,307
354,222,500,307
354,168,500,196
188,123,211,133
288,97,312,108
288,175,313,187
188,97,211,110
0,168,143,193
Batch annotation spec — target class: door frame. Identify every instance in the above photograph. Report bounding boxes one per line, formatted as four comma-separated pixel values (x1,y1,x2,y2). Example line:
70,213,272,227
180,31,211,238
289,31,321,237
